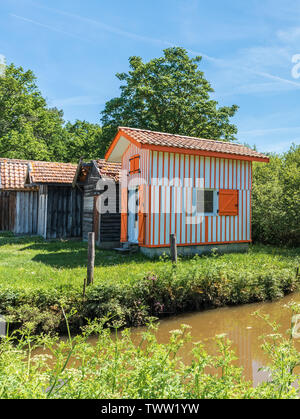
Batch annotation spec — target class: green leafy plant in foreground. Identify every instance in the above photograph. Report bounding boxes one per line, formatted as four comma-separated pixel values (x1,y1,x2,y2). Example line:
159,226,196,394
1,307,300,399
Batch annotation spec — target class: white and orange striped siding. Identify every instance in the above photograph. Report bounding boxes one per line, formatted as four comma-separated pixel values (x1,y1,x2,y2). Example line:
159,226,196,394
121,144,252,248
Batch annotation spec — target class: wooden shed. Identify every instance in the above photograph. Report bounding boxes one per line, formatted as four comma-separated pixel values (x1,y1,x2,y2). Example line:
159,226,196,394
74,159,121,248
0,159,39,234
105,127,269,257
25,161,82,238
0,158,82,238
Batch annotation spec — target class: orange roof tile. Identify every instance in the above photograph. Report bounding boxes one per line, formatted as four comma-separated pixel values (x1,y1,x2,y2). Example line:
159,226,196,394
116,127,269,161
0,158,31,190
29,161,77,184
96,159,121,182
0,158,77,189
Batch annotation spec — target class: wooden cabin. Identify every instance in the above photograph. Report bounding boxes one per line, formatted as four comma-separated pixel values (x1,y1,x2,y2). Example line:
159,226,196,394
0,159,39,234
0,158,82,238
105,127,269,258
74,159,121,248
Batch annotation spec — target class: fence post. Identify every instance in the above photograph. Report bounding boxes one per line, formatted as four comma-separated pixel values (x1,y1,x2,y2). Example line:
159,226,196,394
170,234,177,264
87,232,95,285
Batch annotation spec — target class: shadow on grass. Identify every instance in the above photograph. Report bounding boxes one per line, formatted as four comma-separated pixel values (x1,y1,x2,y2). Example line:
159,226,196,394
31,250,152,269
0,234,46,247
249,243,300,258
0,234,154,268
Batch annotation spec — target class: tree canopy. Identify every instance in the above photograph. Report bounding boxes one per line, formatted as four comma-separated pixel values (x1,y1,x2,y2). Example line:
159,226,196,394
252,144,300,246
101,47,239,151
0,64,68,161
64,120,103,162
0,50,239,161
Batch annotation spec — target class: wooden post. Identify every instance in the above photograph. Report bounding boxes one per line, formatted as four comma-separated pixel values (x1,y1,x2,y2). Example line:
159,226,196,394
170,234,177,264
87,232,95,285
83,277,87,299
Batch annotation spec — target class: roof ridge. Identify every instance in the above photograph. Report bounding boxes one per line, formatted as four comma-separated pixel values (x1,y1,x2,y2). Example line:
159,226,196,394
0,158,77,166
119,126,245,148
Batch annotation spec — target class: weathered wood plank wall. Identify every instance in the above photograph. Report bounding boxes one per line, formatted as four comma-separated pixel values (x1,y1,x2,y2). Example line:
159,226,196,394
15,191,39,234
0,191,16,231
82,164,120,244
46,186,82,239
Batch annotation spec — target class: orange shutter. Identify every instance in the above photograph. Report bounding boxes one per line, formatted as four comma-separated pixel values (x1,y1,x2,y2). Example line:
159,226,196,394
120,188,128,242
219,190,239,216
130,158,135,174
129,155,140,174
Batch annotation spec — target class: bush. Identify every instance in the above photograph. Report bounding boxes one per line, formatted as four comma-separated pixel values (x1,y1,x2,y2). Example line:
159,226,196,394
252,144,300,246
1,240,299,334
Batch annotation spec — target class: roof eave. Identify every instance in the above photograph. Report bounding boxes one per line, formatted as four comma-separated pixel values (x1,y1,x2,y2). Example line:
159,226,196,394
105,128,269,163
105,129,142,162
140,143,269,162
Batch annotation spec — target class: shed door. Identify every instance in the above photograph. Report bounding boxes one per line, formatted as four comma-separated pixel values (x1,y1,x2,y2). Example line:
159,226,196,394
128,187,139,244
46,187,82,238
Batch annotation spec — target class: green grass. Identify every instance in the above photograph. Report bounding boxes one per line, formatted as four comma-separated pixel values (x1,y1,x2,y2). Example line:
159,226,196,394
0,236,154,291
0,234,299,334
0,234,299,291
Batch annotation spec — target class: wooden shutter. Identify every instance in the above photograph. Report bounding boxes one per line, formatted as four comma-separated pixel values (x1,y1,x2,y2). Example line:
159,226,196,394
120,188,128,242
219,190,239,216
130,158,135,174
129,155,140,174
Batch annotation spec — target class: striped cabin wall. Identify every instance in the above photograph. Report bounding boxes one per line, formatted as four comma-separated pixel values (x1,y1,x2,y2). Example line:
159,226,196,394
121,144,151,245
122,147,252,248
121,143,150,184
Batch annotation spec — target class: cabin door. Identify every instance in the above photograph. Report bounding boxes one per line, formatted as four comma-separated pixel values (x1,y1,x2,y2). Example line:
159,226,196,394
128,187,139,244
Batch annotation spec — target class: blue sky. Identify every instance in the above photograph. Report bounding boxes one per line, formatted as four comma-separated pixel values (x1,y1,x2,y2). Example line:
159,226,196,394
1,0,300,153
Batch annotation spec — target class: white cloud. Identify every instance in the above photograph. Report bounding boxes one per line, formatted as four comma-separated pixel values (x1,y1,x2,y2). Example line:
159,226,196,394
10,14,93,43
278,27,300,42
14,4,300,96
239,126,300,137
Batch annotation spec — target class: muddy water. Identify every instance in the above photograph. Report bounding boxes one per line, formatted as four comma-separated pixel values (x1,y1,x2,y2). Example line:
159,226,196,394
88,292,300,386
32,293,300,386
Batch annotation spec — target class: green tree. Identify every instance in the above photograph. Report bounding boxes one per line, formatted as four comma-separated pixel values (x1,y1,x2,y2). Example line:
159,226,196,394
64,120,103,161
0,64,68,161
252,144,300,246
101,47,238,153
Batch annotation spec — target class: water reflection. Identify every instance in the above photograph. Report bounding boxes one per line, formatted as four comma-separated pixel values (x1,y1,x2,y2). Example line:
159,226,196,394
127,292,300,384
32,292,300,386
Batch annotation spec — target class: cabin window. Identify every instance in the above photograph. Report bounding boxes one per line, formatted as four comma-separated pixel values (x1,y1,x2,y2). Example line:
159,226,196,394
197,190,215,214
129,155,140,174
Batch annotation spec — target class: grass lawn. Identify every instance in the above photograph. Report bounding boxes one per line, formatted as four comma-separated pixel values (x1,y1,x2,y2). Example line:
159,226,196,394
0,234,299,291
0,233,299,333
0,234,156,291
